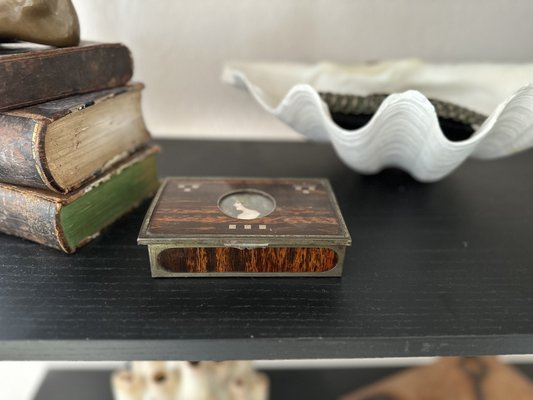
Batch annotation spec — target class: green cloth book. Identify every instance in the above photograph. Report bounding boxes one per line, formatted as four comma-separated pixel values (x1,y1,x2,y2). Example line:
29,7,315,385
0,146,159,253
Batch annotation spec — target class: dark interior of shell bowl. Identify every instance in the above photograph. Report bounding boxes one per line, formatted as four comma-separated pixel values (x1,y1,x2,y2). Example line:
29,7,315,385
320,92,487,142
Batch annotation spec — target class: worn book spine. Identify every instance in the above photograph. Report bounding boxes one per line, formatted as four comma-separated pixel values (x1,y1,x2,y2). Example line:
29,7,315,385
0,84,147,193
0,112,48,190
0,42,133,111
0,146,159,253
0,183,61,250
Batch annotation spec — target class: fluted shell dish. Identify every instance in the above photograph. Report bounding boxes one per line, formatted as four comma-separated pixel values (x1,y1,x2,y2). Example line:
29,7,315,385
222,60,533,182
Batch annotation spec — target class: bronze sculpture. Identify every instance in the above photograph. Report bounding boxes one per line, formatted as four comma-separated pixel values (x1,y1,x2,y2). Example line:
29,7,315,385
0,0,79,47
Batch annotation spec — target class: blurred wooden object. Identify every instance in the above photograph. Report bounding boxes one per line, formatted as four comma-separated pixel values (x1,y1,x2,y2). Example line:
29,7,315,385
341,357,533,400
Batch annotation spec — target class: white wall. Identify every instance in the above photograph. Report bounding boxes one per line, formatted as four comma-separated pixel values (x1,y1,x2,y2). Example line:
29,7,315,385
72,0,533,140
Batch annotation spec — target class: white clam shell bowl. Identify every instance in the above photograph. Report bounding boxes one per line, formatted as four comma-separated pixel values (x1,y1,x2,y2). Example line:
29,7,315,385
223,60,533,182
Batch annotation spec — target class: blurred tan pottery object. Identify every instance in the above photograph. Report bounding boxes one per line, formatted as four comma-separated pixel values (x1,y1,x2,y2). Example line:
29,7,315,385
341,357,533,400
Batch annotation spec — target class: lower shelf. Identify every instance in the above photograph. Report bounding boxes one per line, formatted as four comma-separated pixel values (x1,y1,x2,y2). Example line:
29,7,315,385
33,365,533,400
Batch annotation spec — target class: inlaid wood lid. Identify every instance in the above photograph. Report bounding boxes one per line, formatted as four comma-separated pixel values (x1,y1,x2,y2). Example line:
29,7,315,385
138,177,351,247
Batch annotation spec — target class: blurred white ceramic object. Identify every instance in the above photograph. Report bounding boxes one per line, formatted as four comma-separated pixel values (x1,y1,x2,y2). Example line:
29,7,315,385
222,60,533,182
112,361,268,400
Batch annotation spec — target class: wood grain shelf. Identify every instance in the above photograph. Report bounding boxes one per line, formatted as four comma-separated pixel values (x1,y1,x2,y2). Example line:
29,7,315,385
1,139,533,360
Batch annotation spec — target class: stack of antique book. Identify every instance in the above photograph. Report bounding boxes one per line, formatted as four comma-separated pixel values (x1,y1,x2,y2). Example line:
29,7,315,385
0,42,160,253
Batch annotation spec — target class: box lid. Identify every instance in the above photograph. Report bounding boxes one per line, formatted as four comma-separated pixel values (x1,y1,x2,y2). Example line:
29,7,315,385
138,177,351,247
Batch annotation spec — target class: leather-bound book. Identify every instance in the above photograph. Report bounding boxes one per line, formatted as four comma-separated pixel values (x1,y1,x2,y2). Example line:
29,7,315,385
0,42,133,111
0,146,159,253
0,84,150,193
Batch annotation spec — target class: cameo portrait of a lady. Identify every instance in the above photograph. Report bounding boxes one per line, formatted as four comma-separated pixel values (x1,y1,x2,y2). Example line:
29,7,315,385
218,190,275,220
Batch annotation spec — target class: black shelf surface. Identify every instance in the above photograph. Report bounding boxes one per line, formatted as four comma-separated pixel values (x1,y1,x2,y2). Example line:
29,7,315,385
31,365,533,400
1,139,533,360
